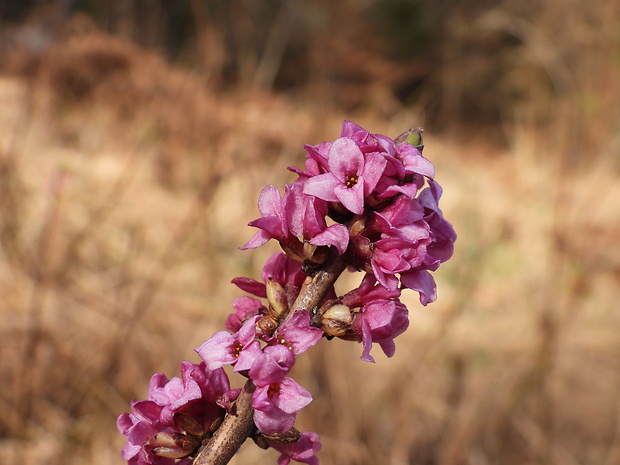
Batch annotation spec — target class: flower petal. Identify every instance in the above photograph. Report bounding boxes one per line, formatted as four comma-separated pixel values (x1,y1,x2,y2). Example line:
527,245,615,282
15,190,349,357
309,224,350,255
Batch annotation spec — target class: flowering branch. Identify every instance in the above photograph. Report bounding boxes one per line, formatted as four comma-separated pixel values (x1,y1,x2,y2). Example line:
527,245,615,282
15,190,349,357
194,251,346,465
117,122,456,465
192,381,256,465
289,250,346,314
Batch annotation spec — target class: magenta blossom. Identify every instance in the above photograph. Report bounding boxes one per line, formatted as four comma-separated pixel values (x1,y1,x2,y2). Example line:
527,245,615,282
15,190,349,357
248,344,312,435
352,299,409,363
118,400,173,465
248,343,296,386
303,137,387,215
400,269,437,306
369,221,432,291
232,253,308,308
241,185,296,251
195,315,263,372
119,121,455,465
285,179,329,241
374,133,435,188
272,310,323,355
225,296,265,332
417,180,457,266
308,223,350,255
242,183,331,261
252,376,313,435
339,275,408,362
118,362,232,464
342,273,402,303
147,362,230,428
244,121,455,307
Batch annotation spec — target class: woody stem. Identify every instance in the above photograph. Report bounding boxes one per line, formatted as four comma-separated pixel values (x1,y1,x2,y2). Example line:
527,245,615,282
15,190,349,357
193,251,346,465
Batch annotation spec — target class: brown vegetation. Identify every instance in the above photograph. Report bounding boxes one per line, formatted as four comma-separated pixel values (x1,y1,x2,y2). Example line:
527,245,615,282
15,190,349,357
1,2,619,465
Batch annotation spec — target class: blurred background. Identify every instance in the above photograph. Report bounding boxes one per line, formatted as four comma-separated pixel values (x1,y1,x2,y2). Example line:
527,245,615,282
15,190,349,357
1,1,619,464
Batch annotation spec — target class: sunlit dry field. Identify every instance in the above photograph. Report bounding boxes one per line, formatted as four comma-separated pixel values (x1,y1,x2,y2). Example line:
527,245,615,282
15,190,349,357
1,3,620,465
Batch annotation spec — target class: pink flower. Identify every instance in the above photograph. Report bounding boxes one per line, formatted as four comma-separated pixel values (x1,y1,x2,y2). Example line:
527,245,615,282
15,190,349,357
242,182,330,260
147,372,202,426
400,269,437,306
195,316,262,371
252,377,313,435
418,180,457,266
147,362,230,428
242,185,299,251
285,179,329,240
248,344,312,435
260,253,309,304
399,181,456,305
225,296,265,332
118,400,170,465
272,311,323,355
248,344,296,386
232,253,308,309
119,120,457,465
308,223,350,255
340,275,408,362
352,299,409,363
342,273,402,304
117,362,232,464
369,220,432,291
289,141,331,178
303,137,387,215
375,133,435,181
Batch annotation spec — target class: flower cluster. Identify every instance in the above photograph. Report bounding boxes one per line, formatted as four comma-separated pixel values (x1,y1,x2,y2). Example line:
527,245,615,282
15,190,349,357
117,362,231,465
118,121,455,465
244,121,455,304
197,255,323,437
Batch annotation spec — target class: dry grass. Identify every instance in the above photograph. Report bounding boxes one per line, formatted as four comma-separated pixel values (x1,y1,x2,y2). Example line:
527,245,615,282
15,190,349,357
1,4,620,465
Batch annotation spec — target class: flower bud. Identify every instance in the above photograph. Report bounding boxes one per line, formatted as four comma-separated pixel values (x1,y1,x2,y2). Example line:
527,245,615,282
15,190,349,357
349,217,366,237
266,277,288,317
281,243,306,263
174,413,205,437
395,127,424,151
153,432,180,448
303,242,317,261
152,446,190,459
306,242,330,265
209,414,224,434
320,304,353,337
152,432,199,458
257,314,278,335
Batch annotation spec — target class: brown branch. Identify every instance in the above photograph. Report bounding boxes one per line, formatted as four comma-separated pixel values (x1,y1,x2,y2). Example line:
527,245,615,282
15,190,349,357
193,381,256,465
289,252,346,315
193,250,346,465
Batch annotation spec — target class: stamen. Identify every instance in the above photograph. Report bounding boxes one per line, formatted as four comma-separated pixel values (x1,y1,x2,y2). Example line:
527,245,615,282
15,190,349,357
267,383,280,397
345,175,358,188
